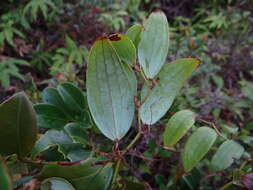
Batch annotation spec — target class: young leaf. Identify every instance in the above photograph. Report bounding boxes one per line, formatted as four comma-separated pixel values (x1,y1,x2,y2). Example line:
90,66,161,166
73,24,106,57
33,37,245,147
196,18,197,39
0,92,37,157
138,11,169,79
163,110,196,147
87,37,137,140
140,58,200,125
41,177,75,190
38,159,113,190
182,127,217,172
126,24,143,48
0,159,12,190
210,140,244,172
108,33,136,66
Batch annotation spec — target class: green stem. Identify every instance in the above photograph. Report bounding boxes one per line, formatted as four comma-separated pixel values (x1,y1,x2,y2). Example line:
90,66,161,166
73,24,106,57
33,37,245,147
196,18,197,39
111,159,121,186
122,109,142,155
219,181,233,190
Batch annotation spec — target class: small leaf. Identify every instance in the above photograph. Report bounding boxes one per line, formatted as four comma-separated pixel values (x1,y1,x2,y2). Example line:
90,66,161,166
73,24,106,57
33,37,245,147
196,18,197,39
138,11,169,78
0,92,37,157
163,110,195,147
182,127,217,172
109,33,136,66
242,173,253,190
41,177,75,190
87,38,137,140
34,104,68,129
0,159,12,190
140,58,200,125
211,140,244,172
38,159,113,190
126,24,143,48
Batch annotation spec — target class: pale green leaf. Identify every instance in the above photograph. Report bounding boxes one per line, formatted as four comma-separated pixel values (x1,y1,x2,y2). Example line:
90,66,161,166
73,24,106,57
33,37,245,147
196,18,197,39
211,140,244,172
140,58,200,125
163,110,195,147
87,38,137,140
138,11,169,78
182,127,217,172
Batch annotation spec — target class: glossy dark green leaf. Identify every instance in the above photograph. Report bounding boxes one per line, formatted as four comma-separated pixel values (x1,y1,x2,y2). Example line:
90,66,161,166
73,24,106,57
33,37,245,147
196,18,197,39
126,24,143,48
34,104,68,129
32,129,90,161
0,159,12,190
0,92,37,157
182,127,217,172
41,177,75,190
138,11,169,78
64,123,89,145
57,82,86,117
38,159,113,190
211,140,244,172
87,38,137,140
140,58,200,125
42,87,71,118
164,110,195,147
109,33,136,66
32,129,73,156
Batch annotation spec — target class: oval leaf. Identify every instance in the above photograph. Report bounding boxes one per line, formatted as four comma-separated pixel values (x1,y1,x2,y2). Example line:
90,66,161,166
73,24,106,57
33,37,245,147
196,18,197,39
211,140,244,172
87,38,137,140
140,58,200,125
126,24,143,48
109,33,136,66
38,159,113,190
182,127,217,172
0,92,37,157
163,110,196,147
41,177,75,190
0,159,12,190
138,11,169,78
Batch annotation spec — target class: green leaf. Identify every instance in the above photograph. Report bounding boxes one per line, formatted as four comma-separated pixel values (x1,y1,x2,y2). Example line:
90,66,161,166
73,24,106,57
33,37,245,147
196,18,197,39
182,127,217,172
126,24,143,49
64,123,89,145
109,33,136,66
38,159,113,190
0,92,37,157
140,58,199,125
138,11,169,78
87,38,137,140
41,177,75,190
163,110,196,147
0,159,12,190
32,129,73,156
42,87,71,118
211,140,244,172
32,129,90,161
34,104,68,129
57,82,86,117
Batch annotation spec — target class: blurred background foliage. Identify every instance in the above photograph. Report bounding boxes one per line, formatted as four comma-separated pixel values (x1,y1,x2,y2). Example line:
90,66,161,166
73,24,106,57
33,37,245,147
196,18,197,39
0,0,253,189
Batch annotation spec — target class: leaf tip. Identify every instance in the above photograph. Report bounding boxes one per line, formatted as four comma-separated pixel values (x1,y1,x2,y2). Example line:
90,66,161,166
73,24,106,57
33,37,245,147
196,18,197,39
108,33,121,41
